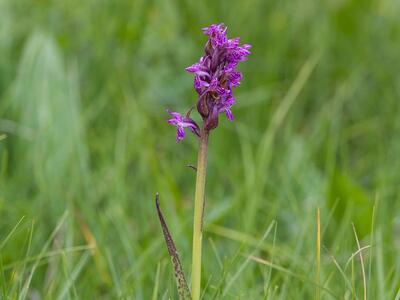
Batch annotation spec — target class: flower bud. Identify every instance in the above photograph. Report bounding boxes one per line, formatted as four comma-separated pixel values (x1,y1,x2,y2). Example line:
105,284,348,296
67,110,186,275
197,93,209,118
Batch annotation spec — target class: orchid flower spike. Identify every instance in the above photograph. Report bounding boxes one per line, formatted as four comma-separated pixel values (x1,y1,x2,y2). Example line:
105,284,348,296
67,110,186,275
167,23,251,141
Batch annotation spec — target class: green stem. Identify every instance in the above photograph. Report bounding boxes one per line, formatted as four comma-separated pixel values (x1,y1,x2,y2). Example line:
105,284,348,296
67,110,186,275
191,129,209,300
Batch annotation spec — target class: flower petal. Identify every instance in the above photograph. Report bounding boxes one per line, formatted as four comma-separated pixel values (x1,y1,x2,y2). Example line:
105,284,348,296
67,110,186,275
176,127,185,142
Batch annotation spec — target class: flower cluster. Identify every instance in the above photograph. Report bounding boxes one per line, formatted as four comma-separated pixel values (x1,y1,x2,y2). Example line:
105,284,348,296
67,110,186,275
168,24,251,142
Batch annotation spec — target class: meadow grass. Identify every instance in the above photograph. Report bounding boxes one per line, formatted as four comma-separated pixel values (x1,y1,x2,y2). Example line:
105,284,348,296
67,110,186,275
1,0,400,299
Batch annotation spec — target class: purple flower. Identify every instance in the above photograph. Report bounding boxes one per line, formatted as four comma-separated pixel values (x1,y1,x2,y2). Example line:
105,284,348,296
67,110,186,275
167,110,200,142
187,24,250,127
218,91,235,121
202,24,227,48
185,58,210,78
226,43,251,65
167,23,250,140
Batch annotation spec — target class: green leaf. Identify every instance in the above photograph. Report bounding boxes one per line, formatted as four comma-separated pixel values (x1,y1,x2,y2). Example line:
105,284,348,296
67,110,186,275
155,194,191,300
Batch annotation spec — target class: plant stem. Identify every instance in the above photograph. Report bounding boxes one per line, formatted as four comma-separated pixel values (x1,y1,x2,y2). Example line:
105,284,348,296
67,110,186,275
191,129,209,300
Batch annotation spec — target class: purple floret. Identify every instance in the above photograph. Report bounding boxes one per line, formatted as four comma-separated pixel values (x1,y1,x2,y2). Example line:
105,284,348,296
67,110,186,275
167,110,200,142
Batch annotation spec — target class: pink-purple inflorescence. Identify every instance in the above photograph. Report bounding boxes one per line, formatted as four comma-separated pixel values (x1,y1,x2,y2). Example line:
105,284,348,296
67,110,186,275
167,24,251,142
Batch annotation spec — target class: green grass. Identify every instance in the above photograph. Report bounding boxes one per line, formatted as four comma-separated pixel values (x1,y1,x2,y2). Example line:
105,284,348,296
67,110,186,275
1,0,400,298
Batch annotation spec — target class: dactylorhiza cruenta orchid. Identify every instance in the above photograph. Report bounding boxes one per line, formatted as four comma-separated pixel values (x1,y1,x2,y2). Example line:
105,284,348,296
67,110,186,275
168,24,251,141
156,24,251,300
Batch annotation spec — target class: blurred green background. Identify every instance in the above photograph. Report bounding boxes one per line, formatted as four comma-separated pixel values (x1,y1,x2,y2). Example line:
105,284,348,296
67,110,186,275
1,0,400,299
